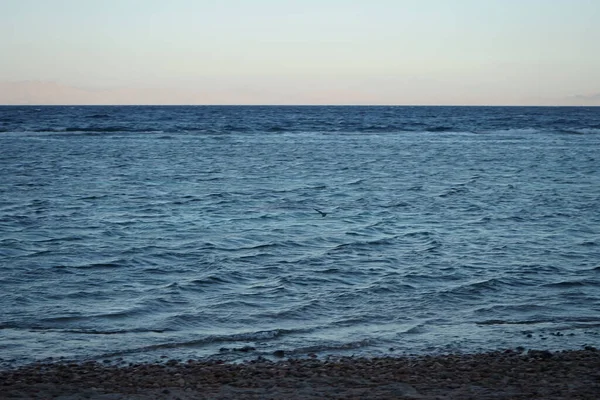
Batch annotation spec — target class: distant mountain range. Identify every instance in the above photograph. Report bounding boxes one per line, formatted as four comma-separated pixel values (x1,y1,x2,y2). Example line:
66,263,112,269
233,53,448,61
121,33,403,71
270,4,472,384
0,81,206,105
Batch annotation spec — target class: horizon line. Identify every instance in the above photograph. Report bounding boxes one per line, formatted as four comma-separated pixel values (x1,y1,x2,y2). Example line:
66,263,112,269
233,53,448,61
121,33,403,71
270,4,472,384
1,104,598,107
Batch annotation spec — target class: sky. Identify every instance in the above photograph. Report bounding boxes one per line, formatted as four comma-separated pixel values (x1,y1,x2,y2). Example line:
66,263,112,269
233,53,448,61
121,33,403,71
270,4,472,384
1,0,599,105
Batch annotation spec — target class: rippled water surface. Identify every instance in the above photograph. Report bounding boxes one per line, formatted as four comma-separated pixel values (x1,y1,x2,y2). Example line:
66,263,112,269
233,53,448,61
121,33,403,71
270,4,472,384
1,106,600,367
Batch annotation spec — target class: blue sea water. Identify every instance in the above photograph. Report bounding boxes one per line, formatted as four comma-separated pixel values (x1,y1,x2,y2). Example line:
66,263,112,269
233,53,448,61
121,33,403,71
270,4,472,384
1,105,600,368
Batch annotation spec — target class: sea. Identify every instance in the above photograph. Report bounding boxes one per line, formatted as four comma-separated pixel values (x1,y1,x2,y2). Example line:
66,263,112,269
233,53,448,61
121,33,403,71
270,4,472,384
1,105,599,369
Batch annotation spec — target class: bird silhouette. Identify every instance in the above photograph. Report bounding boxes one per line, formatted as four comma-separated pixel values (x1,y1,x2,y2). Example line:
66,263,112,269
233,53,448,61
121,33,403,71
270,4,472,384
314,208,327,217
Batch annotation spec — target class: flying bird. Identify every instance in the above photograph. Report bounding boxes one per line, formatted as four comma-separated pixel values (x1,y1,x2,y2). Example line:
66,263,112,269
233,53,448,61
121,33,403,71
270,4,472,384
314,208,327,217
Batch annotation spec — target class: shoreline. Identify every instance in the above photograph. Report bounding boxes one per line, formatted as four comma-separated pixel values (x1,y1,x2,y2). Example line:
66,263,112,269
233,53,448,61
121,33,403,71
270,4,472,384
1,348,599,399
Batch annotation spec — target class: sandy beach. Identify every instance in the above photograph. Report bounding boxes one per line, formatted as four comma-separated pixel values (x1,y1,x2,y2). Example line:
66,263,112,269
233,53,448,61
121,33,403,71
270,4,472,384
2,348,599,399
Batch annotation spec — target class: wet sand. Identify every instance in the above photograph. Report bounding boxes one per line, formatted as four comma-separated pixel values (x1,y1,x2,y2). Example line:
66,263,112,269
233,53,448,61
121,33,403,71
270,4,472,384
1,348,599,399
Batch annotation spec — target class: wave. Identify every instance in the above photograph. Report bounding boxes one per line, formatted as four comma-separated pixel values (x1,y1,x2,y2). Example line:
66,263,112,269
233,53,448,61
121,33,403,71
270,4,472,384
440,277,532,300
542,279,600,288
0,310,151,331
328,235,401,253
556,128,600,135
0,121,474,136
95,328,300,358
476,319,552,326
187,275,233,286
37,327,170,335
476,315,600,326
401,324,429,334
6,124,600,136
439,186,469,198
267,126,288,132
342,123,467,133
29,126,165,134
290,339,374,355
488,128,543,135
54,260,125,270
85,114,111,119
425,126,454,132
485,127,600,136
474,303,554,314
212,239,303,253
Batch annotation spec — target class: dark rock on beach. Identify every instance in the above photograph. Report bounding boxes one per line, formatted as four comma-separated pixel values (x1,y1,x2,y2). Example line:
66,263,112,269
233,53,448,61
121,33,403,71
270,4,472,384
273,350,285,358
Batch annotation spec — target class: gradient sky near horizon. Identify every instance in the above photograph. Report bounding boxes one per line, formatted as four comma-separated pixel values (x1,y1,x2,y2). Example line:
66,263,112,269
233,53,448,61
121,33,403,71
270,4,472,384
1,0,600,105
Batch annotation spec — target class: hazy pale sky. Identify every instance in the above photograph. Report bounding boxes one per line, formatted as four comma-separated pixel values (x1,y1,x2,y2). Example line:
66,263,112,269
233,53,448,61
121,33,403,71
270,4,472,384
1,0,599,105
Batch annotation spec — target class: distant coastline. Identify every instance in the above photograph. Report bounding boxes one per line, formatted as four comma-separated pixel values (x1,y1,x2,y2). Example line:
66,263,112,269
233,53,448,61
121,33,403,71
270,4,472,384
2,81,599,107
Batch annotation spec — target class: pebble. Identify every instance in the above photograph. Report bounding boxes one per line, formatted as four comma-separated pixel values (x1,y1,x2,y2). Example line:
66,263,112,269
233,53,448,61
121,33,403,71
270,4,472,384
2,349,600,399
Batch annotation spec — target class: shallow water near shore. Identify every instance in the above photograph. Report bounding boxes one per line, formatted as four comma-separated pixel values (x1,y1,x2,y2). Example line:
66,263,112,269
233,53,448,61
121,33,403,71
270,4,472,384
1,106,600,368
